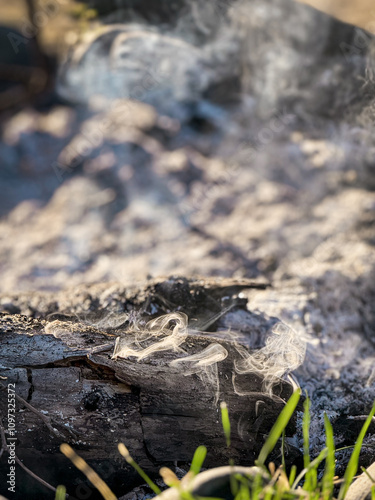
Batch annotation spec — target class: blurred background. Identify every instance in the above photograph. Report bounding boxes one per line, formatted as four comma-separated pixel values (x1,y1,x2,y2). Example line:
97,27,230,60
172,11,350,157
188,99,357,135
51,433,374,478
301,0,374,27
1,0,374,51
0,0,374,295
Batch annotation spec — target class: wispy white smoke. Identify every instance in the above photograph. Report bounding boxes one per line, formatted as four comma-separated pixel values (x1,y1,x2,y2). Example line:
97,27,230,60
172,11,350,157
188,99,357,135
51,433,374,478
46,311,130,331
233,322,306,395
111,312,306,401
82,311,130,330
170,343,228,403
112,312,189,360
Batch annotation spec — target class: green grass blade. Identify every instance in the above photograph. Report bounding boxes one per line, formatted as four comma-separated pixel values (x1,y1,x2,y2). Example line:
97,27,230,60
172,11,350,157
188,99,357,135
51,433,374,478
229,459,240,497
361,466,375,483
322,413,335,500
302,394,320,492
336,445,355,453
292,445,355,491
55,485,66,500
281,429,286,471
362,464,375,500
292,447,328,489
257,389,301,467
302,396,311,470
190,445,208,476
235,483,251,500
220,402,231,447
250,471,264,500
263,489,274,500
128,460,161,494
118,443,161,495
338,400,375,500
289,465,297,486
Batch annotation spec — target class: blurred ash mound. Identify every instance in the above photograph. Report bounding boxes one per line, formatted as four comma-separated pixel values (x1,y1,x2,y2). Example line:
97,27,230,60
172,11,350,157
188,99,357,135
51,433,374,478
0,0,375,468
58,0,375,122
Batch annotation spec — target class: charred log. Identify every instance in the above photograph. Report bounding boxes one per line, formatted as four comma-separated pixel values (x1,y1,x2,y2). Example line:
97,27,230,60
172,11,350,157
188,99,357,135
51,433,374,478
0,278,301,500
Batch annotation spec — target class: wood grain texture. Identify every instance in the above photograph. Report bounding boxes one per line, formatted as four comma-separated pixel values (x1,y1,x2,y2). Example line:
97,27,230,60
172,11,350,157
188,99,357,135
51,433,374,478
0,278,300,500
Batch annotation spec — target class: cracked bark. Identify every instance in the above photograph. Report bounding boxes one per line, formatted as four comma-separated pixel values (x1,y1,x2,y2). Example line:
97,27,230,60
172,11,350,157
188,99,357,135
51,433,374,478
0,278,299,500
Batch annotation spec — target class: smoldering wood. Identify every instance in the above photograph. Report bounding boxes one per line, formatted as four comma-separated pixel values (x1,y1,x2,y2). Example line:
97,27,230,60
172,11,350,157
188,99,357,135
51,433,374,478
0,278,300,500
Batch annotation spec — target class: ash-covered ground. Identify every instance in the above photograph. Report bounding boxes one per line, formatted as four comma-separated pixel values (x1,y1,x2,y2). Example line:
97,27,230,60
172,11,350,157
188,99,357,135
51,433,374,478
0,0,375,482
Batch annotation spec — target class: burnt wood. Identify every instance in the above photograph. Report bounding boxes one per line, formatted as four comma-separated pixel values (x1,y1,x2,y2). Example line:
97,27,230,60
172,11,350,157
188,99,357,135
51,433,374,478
0,278,299,500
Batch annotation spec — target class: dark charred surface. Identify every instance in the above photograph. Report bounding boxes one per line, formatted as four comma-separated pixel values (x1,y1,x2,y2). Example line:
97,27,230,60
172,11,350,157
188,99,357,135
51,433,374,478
0,277,299,499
